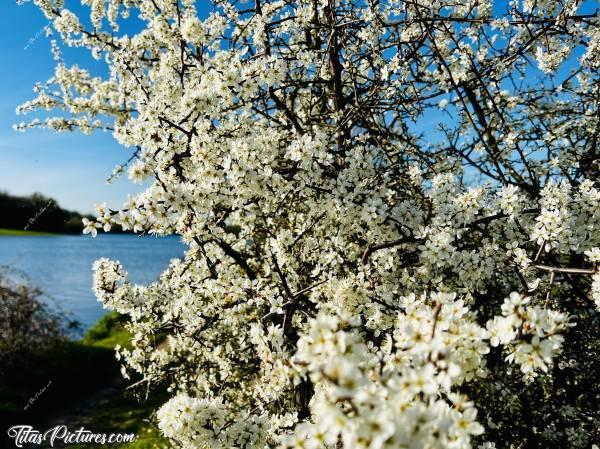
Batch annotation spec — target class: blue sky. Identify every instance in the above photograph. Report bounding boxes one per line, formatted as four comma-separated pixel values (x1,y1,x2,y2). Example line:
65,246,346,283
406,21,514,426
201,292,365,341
0,1,218,213
0,2,144,214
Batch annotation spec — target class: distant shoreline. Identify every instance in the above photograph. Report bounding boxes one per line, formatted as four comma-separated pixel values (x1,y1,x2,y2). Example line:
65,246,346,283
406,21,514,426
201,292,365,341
0,228,179,238
0,228,60,237
0,191,92,235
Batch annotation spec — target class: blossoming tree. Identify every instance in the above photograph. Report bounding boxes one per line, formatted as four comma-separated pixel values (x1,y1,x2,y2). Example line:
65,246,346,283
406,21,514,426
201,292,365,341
16,0,600,447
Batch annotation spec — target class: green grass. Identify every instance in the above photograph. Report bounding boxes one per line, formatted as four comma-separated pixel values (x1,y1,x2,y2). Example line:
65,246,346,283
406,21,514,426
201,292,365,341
67,389,171,449
72,312,170,449
0,339,117,423
0,228,59,236
1,312,170,449
82,311,133,350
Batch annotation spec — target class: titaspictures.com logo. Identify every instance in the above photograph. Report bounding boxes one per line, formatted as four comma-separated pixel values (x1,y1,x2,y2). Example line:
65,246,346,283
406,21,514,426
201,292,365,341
7,425,136,447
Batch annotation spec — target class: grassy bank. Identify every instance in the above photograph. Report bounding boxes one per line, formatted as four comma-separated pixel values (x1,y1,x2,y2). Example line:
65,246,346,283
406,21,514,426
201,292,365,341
1,312,169,449
0,228,59,236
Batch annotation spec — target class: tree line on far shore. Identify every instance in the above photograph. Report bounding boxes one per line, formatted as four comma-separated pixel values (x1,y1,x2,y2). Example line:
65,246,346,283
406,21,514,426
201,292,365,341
0,191,91,234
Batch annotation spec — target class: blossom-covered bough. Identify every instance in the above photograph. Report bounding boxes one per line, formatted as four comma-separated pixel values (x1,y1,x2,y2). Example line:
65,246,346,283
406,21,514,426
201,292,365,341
15,0,599,447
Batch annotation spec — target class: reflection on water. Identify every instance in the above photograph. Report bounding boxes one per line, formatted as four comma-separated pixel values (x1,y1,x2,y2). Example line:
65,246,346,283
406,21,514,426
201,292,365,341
0,234,186,328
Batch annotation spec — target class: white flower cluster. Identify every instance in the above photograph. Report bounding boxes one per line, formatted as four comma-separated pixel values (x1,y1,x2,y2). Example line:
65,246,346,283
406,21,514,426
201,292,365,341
289,307,485,449
157,393,273,449
487,293,571,381
391,293,490,384
591,273,600,311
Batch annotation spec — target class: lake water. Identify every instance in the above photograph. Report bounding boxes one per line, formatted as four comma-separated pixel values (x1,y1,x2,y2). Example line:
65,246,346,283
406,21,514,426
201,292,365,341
0,234,187,329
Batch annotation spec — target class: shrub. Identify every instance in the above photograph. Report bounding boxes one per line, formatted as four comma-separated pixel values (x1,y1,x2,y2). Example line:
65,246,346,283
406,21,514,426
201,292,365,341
0,270,63,369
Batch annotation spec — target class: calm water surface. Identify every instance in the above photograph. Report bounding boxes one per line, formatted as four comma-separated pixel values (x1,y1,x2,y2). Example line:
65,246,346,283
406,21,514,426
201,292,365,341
0,234,186,329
